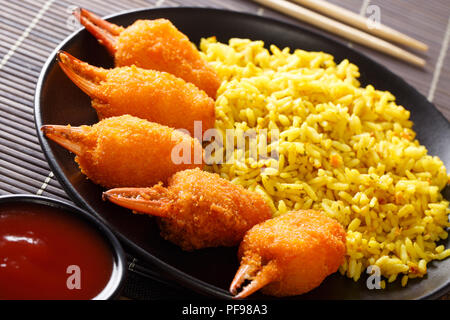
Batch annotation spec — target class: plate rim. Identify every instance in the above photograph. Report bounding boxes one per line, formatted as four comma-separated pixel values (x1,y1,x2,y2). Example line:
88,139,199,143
34,6,450,300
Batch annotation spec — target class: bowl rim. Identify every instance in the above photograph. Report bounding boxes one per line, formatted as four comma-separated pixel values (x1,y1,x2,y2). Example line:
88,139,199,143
0,194,127,300
33,6,450,300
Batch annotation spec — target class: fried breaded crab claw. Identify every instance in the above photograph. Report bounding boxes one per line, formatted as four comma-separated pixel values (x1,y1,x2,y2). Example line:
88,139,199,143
41,115,203,188
230,210,346,298
103,168,272,251
74,8,220,98
57,51,215,137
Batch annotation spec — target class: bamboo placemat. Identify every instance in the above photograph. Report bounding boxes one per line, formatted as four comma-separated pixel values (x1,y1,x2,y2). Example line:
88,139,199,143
0,0,449,300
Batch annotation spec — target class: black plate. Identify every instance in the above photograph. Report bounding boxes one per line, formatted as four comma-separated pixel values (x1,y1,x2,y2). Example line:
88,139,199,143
34,7,450,300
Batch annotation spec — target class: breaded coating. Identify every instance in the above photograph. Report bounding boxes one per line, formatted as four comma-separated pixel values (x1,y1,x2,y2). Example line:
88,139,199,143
116,20,220,98
103,168,272,251
230,210,346,298
58,52,215,137
75,8,220,98
42,115,203,188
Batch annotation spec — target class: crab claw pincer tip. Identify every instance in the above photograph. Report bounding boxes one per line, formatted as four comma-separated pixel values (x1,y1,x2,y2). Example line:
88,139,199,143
57,51,107,100
41,125,86,156
103,187,172,218
73,8,122,55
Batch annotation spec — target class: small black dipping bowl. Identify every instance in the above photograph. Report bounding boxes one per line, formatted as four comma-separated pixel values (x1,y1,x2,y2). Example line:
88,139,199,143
0,195,126,300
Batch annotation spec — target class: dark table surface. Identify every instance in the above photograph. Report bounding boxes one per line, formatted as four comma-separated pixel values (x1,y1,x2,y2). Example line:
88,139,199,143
0,0,449,300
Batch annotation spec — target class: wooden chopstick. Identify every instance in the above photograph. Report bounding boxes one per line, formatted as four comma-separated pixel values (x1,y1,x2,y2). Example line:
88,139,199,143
291,0,428,52
251,0,426,67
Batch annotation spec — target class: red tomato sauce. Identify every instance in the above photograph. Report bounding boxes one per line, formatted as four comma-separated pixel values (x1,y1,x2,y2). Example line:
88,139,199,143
0,203,113,300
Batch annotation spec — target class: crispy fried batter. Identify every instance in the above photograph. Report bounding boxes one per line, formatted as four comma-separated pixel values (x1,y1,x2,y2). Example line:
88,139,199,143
230,210,346,298
116,20,221,98
103,168,272,251
42,115,203,188
97,65,215,136
58,52,215,137
76,8,220,98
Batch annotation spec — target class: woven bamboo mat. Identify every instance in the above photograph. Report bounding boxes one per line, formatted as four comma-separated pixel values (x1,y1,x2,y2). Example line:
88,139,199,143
0,0,449,300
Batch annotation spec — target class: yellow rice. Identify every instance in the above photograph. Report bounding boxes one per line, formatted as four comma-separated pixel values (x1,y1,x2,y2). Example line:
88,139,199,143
199,37,450,285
